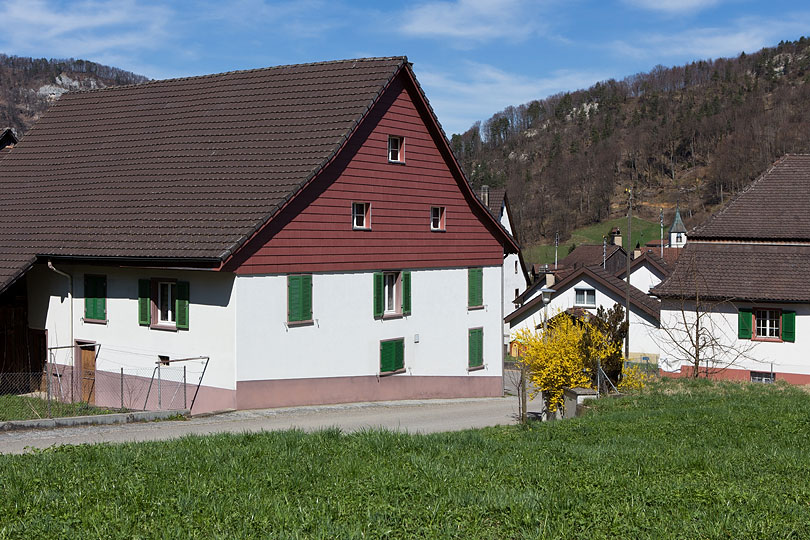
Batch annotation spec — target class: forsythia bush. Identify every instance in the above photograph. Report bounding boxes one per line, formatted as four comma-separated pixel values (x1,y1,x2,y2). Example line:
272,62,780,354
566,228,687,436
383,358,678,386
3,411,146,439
514,313,621,412
617,364,652,393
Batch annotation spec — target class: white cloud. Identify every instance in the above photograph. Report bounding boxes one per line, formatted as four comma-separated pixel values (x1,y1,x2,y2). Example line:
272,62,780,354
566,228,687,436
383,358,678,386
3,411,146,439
400,0,547,44
415,62,610,135
622,0,724,14
0,0,172,74
612,14,810,60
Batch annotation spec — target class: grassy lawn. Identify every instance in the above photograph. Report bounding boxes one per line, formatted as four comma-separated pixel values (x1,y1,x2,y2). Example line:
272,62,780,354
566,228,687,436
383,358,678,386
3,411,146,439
525,217,661,265
1,379,809,538
0,394,120,422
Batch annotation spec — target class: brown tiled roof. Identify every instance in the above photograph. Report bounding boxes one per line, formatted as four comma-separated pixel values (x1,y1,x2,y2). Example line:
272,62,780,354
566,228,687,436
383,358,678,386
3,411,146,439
485,188,505,217
692,154,810,240
507,264,660,323
561,244,624,269
650,242,810,302
0,57,410,291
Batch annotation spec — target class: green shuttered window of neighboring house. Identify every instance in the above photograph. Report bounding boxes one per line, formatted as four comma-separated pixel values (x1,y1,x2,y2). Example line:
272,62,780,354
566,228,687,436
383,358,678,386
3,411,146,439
782,311,796,342
738,307,752,339
468,267,483,308
373,272,384,318
402,271,412,316
84,275,106,321
176,281,190,330
288,274,313,323
380,338,405,373
138,279,190,329
468,328,483,368
138,279,151,326
373,271,411,318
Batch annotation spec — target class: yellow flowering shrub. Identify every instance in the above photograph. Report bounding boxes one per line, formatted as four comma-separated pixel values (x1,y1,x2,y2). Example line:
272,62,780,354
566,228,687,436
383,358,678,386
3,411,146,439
617,364,653,393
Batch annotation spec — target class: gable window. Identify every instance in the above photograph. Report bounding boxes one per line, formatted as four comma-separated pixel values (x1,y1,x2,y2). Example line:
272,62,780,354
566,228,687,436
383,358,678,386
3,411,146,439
468,327,484,370
468,267,483,309
430,206,446,231
514,260,518,274
388,135,404,163
380,338,405,374
373,271,411,318
575,288,596,307
287,274,313,324
138,279,189,330
352,202,370,230
84,274,107,323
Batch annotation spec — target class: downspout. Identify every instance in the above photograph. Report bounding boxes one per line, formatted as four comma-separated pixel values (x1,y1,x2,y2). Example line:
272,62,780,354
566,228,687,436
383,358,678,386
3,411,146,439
47,260,73,402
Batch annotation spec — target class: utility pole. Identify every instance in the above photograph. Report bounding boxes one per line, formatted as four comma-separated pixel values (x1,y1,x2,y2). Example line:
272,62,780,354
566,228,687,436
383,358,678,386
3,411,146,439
625,188,632,360
660,208,664,259
554,232,559,270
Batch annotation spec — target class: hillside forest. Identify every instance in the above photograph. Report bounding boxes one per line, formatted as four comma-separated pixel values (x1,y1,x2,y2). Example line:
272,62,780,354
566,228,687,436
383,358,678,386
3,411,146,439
451,37,810,246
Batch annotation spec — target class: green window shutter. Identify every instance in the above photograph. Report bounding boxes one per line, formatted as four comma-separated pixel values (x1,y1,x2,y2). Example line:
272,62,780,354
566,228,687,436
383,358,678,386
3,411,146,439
782,311,796,342
176,281,190,330
738,307,752,339
380,339,405,372
138,279,151,326
288,275,301,322
469,328,483,368
97,277,106,321
393,339,404,371
402,271,412,316
468,267,483,307
84,275,95,320
373,272,384,318
301,274,312,321
84,275,106,320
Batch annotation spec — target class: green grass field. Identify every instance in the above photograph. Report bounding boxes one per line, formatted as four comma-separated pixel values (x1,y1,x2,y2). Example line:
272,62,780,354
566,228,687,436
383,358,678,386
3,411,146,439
0,394,119,421
1,379,809,538
524,217,662,265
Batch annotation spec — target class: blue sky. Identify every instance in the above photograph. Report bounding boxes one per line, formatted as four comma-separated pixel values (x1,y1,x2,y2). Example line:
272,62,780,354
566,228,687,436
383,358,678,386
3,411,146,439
1,0,809,135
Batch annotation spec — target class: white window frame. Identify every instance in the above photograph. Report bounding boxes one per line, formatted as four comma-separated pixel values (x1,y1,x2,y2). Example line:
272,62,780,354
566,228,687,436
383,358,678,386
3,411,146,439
383,271,401,315
754,308,781,340
157,281,177,326
352,202,370,230
575,288,596,307
388,135,404,163
430,206,446,231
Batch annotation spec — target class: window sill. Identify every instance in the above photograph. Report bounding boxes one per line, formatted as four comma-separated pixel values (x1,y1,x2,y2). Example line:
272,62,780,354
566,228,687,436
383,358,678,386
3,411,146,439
381,313,404,320
430,228,446,233
380,368,406,377
352,226,371,231
468,305,485,311
287,319,315,328
83,318,107,325
388,159,406,165
150,324,178,332
574,304,596,309
752,336,782,343
467,364,485,372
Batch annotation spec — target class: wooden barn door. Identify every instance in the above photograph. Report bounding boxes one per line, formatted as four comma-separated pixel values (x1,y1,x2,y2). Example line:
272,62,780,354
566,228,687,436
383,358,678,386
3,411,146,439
78,343,96,404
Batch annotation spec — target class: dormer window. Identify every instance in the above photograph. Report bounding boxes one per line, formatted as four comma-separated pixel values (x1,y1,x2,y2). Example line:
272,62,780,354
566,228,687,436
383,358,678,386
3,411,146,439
352,202,370,230
388,136,404,163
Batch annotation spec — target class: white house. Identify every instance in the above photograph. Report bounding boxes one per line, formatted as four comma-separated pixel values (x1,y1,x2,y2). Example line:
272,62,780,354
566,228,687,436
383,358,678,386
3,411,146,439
0,57,519,413
652,154,810,383
615,250,671,295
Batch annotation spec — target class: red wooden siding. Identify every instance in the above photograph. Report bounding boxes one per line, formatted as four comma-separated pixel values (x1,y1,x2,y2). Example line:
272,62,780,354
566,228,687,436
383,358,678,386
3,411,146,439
227,73,505,275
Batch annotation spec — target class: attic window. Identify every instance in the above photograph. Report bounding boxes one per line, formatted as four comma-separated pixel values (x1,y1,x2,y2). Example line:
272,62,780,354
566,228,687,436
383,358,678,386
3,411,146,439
575,289,595,307
388,136,404,163
430,206,446,231
352,202,370,230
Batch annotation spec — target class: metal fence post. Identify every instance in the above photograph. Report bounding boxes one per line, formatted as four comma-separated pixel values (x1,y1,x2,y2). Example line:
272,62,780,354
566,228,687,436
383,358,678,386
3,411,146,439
120,367,124,410
46,360,52,418
183,366,187,410
157,362,162,410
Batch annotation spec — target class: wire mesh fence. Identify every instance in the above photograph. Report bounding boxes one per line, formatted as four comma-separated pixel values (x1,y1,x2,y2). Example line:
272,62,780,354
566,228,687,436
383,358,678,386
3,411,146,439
0,363,201,421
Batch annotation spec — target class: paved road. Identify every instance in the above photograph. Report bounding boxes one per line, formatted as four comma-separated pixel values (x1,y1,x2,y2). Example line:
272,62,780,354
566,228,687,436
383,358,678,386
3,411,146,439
0,395,542,455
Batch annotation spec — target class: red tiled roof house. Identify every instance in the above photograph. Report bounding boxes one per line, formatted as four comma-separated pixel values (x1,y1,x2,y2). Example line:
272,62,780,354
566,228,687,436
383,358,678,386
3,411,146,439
0,57,517,412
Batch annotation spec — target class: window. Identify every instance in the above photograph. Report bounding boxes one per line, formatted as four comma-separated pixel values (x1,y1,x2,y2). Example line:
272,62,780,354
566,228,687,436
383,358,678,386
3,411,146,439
468,328,483,369
739,308,795,342
751,371,776,383
373,271,411,318
514,260,518,274
84,274,106,322
676,233,683,243
352,202,370,230
380,338,405,374
430,206,446,231
468,267,483,308
514,288,520,300
388,135,404,162
575,288,596,307
138,279,189,330
287,274,313,324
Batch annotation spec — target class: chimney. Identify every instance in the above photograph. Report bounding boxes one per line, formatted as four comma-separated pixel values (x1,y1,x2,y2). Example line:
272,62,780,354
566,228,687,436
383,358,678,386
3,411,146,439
480,185,490,207
609,227,622,248
545,272,555,287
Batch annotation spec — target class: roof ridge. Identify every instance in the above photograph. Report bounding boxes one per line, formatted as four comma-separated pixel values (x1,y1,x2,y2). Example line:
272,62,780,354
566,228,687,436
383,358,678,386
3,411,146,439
60,56,409,96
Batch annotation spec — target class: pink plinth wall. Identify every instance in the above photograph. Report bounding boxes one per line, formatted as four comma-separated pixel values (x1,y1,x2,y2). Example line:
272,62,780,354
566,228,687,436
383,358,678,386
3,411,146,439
660,365,810,385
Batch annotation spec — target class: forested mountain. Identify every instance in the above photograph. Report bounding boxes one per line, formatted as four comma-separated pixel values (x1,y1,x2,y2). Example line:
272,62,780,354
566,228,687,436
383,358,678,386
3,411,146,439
0,55,148,136
452,38,810,246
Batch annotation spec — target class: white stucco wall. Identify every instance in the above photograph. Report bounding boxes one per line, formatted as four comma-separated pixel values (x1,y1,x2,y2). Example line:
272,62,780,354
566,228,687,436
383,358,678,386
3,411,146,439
658,300,810,377
629,264,664,295
508,274,660,357
234,266,503,381
26,264,237,390
498,204,528,345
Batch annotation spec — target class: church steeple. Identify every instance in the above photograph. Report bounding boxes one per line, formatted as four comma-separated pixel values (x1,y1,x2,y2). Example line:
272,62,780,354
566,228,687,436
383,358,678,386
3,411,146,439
669,205,687,248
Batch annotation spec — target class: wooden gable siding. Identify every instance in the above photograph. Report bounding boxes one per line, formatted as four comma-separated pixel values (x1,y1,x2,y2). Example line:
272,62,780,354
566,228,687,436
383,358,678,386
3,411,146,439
227,73,504,275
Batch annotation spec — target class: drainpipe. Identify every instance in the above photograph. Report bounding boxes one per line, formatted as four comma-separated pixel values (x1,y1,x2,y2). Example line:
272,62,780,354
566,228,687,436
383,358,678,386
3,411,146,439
47,260,74,402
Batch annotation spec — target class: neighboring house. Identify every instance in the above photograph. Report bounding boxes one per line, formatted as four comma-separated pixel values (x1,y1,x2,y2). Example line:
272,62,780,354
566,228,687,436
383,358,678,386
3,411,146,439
558,242,628,276
0,128,17,159
651,154,810,383
0,57,518,413
507,265,661,360
615,250,671,295
669,206,688,248
479,186,530,348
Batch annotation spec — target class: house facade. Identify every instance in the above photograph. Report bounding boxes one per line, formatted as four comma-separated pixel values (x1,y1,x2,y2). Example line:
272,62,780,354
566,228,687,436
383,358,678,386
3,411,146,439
651,155,810,383
0,57,518,413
